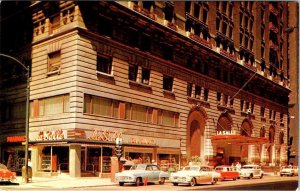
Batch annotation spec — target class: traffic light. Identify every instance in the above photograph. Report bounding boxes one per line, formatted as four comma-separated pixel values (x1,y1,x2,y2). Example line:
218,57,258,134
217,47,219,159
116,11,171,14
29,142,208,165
115,144,123,158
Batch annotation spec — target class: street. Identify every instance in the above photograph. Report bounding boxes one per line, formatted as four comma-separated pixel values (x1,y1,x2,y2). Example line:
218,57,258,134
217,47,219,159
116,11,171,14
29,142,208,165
0,176,297,190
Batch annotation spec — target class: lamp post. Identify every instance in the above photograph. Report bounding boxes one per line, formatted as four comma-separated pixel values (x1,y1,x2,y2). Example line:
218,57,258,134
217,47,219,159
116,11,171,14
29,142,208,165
115,137,123,172
0,53,30,183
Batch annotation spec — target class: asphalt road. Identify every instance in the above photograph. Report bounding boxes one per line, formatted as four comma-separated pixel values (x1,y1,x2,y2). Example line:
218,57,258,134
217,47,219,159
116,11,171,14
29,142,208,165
1,176,298,190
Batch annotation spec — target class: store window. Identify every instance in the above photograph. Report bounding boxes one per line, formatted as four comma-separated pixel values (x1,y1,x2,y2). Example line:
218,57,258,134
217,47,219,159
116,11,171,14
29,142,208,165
40,146,69,172
158,154,179,172
48,51,61,73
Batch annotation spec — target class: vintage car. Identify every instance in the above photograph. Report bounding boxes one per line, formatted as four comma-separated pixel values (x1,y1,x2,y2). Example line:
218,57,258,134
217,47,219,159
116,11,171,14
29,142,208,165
240,164,263,179
215,165,239,180
280,166,298,176
115,164,169,186
169,165,220,186
0,163,16,183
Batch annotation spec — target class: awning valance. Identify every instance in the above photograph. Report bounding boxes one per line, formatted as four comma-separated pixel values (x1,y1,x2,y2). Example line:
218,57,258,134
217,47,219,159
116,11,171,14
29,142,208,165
211,135,269,145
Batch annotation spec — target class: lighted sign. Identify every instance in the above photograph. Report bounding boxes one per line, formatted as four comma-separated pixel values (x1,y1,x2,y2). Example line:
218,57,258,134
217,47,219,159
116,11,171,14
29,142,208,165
7,135,26,143
130,137,156,145
36,129,65,141
216,130,238,135
88,130,122,142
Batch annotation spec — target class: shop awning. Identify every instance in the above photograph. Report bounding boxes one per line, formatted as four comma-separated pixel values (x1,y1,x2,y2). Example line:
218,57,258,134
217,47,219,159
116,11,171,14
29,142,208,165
211,135,269,145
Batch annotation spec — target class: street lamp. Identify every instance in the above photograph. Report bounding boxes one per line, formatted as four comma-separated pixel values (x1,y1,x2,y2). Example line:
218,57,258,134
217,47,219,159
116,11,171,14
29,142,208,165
0,53,30,183
115,137,123,172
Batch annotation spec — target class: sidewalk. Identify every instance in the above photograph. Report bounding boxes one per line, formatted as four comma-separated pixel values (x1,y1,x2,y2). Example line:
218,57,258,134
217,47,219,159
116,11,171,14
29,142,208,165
9,176,117,189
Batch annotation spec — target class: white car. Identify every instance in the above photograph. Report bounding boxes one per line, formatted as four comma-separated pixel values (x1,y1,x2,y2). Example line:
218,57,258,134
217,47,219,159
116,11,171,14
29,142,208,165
115,164,169,186
170,165,220,186
240,164,263,179
280,166,298,176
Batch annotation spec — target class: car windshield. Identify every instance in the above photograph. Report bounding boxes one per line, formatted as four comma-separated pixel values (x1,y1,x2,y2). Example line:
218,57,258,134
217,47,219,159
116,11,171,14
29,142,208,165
242,166,254,169
130,164,147,170
183,166,200,171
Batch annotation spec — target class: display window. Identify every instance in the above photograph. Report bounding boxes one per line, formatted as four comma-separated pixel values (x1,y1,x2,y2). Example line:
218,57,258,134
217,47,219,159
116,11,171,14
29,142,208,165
158,153,179,172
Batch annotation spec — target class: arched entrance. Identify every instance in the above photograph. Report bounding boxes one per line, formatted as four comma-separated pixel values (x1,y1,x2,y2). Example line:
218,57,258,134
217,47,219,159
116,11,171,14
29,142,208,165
268,126,275,164
216,113,233,165
186,106,207,160
240,119,253,163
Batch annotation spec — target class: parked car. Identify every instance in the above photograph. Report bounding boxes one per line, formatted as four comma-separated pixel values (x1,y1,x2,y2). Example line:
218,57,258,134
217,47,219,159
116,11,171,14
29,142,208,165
169,165,220,186
215,165,239,180
0,163,16,183
280,166,298,176
115,164,169,186
240,164,263,179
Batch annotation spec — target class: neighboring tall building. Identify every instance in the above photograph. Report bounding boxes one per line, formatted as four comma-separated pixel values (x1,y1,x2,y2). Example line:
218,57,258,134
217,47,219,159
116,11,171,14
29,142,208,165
0,1,297,178
287,2,299,166
0,1,32,173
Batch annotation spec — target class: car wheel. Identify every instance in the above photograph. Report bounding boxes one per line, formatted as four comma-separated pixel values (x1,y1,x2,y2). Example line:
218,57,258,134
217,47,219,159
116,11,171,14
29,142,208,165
212,178,217,185
173,183,178,186
248,174,253,179
135,177,141,186
119,182,124,186
190,178,196,187
260,174,263,179
159,177,165,185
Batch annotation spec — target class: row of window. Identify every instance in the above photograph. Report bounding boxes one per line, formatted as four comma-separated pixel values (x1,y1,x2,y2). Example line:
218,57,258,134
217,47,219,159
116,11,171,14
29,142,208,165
84,94,180,127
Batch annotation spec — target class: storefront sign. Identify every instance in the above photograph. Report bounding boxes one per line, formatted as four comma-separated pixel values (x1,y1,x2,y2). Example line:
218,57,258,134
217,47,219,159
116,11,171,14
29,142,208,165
36,129,65,141
7,135,26,143
216,130,237,135
129,137,156,145
88,130,123,142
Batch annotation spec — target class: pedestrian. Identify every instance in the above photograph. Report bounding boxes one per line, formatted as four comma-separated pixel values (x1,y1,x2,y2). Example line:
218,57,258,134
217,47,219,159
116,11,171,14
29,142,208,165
236,162,241,169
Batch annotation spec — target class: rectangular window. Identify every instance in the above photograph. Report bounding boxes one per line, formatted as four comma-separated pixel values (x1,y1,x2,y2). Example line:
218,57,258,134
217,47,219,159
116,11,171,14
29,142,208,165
280,113,284,123
251,103,254,113
222,22,227,35
142,68,150,84
97,55,112,74
260,107,265,117
187,83,192,97
128,64,138,81
204,88,209,101
245,102,250,111
50,14,60,34
217,92,221,103
48,51,61,72
84,95,91,113
273,111,276,120
195,85,201,99
216,18,220,31
42,95,69,116
194,3,200,18
157,110,162,125
223,95,228,106
163,75,173,91
147,107,153,123
132,104,147,122
202,9,208,23
162,110,175,126
269,109,272,119
29,102,34,118
240,100,244,111
112,101,119,118
125,103,131,120
230,97,234,108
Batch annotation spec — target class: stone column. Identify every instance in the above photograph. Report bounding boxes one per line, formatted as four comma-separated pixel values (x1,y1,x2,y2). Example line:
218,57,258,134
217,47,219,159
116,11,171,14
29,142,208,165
30,146,42,176
69,144,81,177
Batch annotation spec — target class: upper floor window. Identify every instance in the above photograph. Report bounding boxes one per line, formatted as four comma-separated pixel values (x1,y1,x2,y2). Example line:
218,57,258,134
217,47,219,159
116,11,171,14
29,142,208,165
97,55,112,75
48,51,61,73
128,64,138,81
31,94,69,117
141,68,150,84
195,85,201,99
203,88,209,101
260,107,265,117
50,14,60,34
187,83,192,97
128,65,150,85
84,94,118,118
163,75,173,91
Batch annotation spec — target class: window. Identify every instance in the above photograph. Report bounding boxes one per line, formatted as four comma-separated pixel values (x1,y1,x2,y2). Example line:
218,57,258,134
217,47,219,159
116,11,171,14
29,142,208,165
142,68,150,84
48,51,61,73
97,55,112,75
260,127,265,137
261,46,265,58
280,113,284,123
132,104,147,122
223,95,228,106
273,111,276,120
216,17,220,31
217,92,221,103
185,2,191,14
260,107,265,117
128,65,138,81
34,94,70,116
187,83,192,97
194,3,200,18
222,22,227,35
222,2,227,13
160,110,179,127
240,100,244,111
230,97,234,108
251,103,254,113
163,75,173,91
84,95,118,118
202,9,208,23
203,88,209,101
195,85,201,99
239,12,243,26
50,14,60,34
269,109,272,119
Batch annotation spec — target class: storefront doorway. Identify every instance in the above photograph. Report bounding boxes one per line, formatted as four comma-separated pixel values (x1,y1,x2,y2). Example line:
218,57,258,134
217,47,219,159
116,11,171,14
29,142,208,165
40,146,69,172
